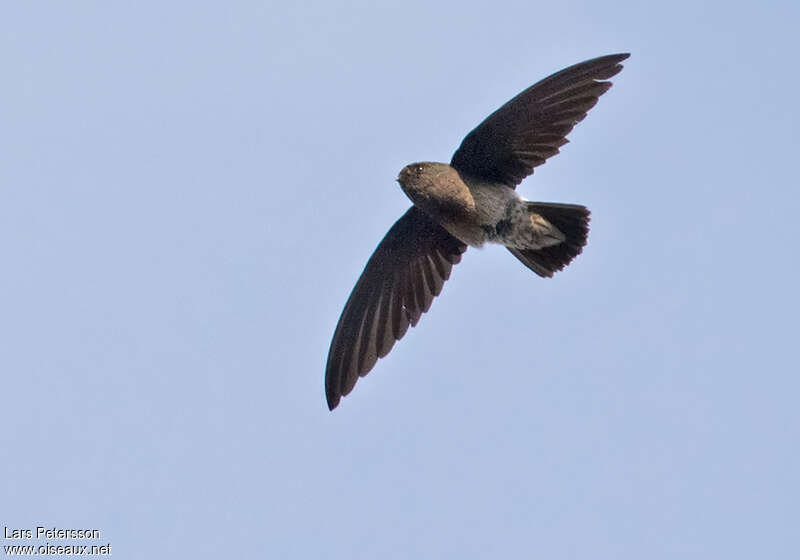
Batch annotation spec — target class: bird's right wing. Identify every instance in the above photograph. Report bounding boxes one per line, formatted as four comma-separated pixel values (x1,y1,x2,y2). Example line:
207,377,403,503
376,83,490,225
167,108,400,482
325,206,467,410
451,53,629,188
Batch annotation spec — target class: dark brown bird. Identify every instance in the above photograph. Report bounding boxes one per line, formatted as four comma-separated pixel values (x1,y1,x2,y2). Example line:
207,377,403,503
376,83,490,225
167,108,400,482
325,53,629,410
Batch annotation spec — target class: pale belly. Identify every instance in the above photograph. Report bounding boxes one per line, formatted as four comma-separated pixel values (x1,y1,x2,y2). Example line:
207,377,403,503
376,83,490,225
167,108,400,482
440,181,565,251
439,181,518,248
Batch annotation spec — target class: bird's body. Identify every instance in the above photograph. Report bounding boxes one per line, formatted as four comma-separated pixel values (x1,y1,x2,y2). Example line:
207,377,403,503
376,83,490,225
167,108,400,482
325,53,629,409
399,162,569,251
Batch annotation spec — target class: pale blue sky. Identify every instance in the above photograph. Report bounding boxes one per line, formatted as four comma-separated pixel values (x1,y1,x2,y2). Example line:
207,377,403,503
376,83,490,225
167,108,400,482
2,1,798,558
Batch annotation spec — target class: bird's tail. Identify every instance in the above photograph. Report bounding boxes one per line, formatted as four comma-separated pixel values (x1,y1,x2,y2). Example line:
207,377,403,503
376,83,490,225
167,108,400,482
507,202,590,278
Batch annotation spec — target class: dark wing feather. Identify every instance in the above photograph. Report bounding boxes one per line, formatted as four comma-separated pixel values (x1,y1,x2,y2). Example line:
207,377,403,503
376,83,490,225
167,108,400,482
325,206,466,410
450,53,629,187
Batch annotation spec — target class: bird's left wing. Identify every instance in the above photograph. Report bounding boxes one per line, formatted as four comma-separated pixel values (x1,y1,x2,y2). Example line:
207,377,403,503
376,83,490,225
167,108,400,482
325,206,467,410
450,53,629,188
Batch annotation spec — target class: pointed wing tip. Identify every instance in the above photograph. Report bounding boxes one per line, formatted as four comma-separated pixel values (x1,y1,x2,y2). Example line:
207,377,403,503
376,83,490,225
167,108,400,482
602,53,630,63
598,52,630,68
325,377,340,410
588,53,630,82
610,53,631,70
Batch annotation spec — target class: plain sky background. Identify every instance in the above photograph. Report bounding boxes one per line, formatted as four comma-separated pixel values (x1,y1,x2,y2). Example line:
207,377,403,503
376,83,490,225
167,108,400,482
2,1,799,558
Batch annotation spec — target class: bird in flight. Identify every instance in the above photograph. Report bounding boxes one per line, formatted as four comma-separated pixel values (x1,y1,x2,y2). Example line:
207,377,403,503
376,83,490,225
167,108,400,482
325,53,629,410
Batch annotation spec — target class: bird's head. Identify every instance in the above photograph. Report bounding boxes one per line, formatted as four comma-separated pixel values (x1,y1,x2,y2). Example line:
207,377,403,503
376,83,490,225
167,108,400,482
397,162,426,192
397,162,471,222
397,162,449,206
